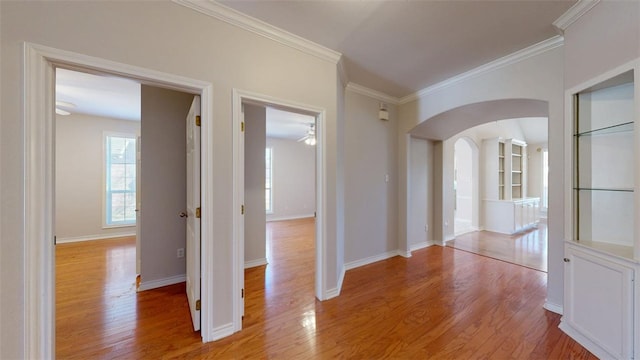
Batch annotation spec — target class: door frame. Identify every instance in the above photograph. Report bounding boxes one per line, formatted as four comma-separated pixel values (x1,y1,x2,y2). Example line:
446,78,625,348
23,42,214,358
232,89,326,332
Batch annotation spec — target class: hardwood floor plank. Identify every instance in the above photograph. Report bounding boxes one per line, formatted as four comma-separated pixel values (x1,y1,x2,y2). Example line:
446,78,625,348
448,221,548,272
56,218,594,359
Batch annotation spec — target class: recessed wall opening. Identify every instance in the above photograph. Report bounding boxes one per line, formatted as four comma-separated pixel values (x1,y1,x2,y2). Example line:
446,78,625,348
407,98,550,272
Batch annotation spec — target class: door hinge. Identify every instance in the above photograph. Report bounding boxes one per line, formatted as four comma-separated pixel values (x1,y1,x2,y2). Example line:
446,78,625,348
241,289,244,298
195,115,201,127
195,299,201,311
54,235,57,245
241,122,245,132
195,207,201,218
241,205,245,215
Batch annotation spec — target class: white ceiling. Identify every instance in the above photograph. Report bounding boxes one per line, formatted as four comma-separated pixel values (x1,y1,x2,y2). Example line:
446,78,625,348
56,68,141,121
218,0,575,98
265,107,315,140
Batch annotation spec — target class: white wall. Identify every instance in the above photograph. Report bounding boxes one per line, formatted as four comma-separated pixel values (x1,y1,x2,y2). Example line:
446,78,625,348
344,89,398,264
55,114,140,242
244,104,267,267
527,142,547,205
0,2,341,355
454,138,473,233
265,137,316,222
139,85,194,288
399,44,565,309
563,1,640,90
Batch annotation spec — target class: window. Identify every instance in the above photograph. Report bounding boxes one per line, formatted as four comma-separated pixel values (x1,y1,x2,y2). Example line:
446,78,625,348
105,134,137,226
265,147,273,213
542,149,549,210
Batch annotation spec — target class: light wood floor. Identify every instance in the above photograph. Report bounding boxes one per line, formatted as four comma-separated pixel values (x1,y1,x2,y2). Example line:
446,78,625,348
448,221,548,272
56,218,594,359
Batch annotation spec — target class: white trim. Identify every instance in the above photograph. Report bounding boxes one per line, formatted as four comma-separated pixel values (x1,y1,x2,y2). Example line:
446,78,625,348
232,89,327,332
410,241,435,252
346,82,400,105
24,42,215,357
173,0,341,64
559,320,616,360
344,250,399,271
244,258,268,269
543,301,563,315
553,0,600,32
399,35,565,104
56,232,136,244
208,323,235,342
266,214,315,222
138,275,186,291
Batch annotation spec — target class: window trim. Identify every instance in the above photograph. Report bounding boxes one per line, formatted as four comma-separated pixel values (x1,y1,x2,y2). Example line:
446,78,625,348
102,131,138,229
265,146,273,214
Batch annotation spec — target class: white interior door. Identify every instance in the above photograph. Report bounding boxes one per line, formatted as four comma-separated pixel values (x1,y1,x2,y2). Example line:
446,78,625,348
186,95,201,331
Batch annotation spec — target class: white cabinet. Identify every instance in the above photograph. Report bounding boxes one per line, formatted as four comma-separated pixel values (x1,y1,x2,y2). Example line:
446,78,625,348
563,64,640,359
561,244,635,360
484,197,539,234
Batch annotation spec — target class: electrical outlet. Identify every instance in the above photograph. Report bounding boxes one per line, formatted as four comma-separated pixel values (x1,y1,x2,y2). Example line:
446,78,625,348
177,248,185,258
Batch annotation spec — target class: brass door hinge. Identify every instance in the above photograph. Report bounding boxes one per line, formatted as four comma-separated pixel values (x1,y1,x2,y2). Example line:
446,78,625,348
241,205,245,215
241,122,245,132
195,207,201,218
195,115,201,127
195,299,201,311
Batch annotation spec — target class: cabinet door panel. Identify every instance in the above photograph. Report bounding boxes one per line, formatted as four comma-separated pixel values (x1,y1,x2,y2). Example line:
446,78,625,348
566,247,634,359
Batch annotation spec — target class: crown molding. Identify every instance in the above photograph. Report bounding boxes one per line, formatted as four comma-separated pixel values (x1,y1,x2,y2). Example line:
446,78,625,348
553,0,600,33
173,0,342,64
346,82,400,105
399,35,564,105
337,57,349,88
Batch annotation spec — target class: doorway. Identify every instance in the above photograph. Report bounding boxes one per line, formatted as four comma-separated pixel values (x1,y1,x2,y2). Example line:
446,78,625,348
232,90,325,332
53,68,200,356
24,44,214,357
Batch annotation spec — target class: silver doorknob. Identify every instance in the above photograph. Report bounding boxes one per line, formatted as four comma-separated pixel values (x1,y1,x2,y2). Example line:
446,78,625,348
179,211,188,218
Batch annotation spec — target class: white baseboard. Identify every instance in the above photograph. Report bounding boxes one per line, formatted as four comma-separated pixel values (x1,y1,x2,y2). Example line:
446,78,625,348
266,214,315,222
325,267,345,300
345,250,399,271
454,226,479,237
56,232,136,244
410,241,434,252
559,319,615,360
138,274,186,291
543,300,563,315
206,322,235,342
245,258,268,269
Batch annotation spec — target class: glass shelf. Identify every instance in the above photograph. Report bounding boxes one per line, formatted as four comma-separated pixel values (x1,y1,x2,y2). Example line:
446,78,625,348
574,121,633,137
574,187,634,192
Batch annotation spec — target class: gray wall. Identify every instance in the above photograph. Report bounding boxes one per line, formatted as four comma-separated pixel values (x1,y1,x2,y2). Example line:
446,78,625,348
55,114,140,241
244,104,267,266
344,89,398,264
140,85,194,287
408,136,433,249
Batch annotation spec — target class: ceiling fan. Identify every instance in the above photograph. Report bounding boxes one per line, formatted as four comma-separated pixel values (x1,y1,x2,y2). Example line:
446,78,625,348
297,123,316,146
